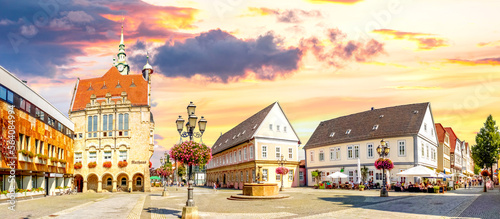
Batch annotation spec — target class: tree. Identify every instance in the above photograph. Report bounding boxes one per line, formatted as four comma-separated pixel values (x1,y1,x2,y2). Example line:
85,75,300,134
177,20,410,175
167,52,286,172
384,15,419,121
471,115,500,192
361,165,369,182
311,170,322,185
177,164,186,181
474,164,481,175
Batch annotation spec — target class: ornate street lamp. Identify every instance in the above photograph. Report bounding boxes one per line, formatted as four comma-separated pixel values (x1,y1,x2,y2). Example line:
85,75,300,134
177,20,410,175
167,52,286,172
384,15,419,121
175,101,207,208
376,139,390,197
277,154,287,191
160,152,169,196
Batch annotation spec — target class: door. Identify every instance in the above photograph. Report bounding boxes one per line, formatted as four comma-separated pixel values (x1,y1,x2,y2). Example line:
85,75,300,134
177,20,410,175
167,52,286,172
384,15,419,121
45,177,49,195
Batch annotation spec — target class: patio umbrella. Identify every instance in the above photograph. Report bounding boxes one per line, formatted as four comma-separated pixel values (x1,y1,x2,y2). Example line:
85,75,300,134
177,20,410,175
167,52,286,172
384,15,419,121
397,165,437,177
437,173,452,178
327,171,348,185
150,176,161,180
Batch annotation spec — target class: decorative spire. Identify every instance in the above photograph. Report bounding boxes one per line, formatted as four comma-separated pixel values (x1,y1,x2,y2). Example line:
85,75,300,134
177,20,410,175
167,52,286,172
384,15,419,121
120,17,124,46
114,17,130,75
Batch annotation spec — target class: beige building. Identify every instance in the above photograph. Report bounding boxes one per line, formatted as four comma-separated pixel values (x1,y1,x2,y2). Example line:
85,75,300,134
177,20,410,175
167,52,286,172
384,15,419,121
206,102,301,189
68,26,155,193
435,123,451,174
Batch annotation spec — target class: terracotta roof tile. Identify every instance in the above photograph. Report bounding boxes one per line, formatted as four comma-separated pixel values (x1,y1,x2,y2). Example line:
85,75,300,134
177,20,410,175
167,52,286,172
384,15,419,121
444,127,459,153
435,123,447,144
304,103,429,149
71,67,148,111
211,103,275,155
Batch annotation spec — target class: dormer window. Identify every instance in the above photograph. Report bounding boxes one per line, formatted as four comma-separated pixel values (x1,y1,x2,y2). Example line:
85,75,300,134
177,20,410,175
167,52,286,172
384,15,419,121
379,115,384,118
225,139,228,143
329,132,335,137
243,130,246,134
253,124,257,129
233,135,236,139
372,125,379,130
345,129,351,134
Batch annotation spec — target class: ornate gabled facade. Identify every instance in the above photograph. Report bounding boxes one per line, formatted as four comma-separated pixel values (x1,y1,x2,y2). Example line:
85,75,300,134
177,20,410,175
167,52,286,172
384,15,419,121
206,102,301,189
68,26,154,193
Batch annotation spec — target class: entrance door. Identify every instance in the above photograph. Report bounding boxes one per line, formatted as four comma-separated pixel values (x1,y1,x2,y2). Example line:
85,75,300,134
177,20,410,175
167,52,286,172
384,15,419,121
75,175,83,192
45,177,49,195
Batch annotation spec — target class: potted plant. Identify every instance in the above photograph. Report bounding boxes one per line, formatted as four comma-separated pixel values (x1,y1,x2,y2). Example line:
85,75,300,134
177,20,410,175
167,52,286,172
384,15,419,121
28,151,35,158
36,153,43,159
88,161,97,168
50,157,58,163
103,161,112,168
59,159,67,164
19,150,28,156
42,155,48,160
118,160,128,168
74,162,82,169
311,170,322,188
359,185,365,191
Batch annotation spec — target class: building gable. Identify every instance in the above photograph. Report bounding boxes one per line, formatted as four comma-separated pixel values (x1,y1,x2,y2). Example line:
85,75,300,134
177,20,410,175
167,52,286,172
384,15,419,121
254,102,300,143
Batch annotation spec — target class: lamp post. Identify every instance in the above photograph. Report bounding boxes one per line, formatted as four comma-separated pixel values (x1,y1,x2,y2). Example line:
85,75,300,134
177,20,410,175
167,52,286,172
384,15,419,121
277,154,287,191
160,152,169,196
175,101,207,209
376,139,390,197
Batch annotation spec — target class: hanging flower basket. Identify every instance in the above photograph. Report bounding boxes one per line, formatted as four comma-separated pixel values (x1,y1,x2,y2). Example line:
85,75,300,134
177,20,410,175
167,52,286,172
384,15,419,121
74,162,82,169
88,162,97,168
149,161,152,168
118,160,128,168
169,141,212,166
276,167,289,175
103,161,112,168
481,169,490,177
374,158,394,170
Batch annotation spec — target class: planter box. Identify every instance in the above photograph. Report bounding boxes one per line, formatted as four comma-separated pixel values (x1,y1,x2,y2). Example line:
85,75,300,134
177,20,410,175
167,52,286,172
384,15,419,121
19,154,33,162
59,163,66,168
36,158,46,165
0,191,45,200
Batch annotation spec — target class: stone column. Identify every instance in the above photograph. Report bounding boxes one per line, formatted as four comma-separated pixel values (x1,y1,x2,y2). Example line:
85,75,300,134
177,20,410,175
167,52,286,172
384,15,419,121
97,180,102,193
83,180,88,192
128,180,133,192
144,168,151,192
112,180,117,192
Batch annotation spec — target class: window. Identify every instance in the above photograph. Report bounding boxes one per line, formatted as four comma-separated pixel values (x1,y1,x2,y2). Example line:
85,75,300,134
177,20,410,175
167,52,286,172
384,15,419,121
119,113,123,130
372,125,379,130
269,124,273,130
108,114,113,136
93,115,97,133
75,152,82,163
276,147,281,159
289,170,294,181
238,150,242,161
347,146,353,159
20,98,25,110
104,151,111,161
234,151,237,162
319,150,324,161
284,126,287,133
263,169,268,181
103,115,108,131
276,172,281,181
421,143,425,157
7,89,13,103
0,86,6,100
424,123,427,131
427,145,430,159
330,148,335,160
367,144,374,158
262,146,267,158
121,178,127,186
346,129,351,134
329,132,335,137
336,147,341,160
354,145,359,158
107,178,112,186
243,147,247,160
348,171,354,182
119,151,127,161
39,141,44,154
250,146,254,159
299,171,304,181
310,151,314,162
277,125,280,132
398,140,406,156
89,152,97,162
288,148,293,159
137,177,142,186
124,113,129,135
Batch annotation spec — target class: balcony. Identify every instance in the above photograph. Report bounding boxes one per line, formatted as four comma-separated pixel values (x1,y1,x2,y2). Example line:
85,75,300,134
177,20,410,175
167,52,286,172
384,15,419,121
35,157,46,165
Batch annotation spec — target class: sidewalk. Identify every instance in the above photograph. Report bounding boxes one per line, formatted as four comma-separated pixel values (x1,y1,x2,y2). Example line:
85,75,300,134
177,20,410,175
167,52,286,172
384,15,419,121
459,186,500,219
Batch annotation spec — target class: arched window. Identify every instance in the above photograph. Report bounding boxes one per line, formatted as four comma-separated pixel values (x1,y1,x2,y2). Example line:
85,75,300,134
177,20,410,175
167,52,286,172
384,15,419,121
136,177,142,186
107,178,112,186
121,177,127,186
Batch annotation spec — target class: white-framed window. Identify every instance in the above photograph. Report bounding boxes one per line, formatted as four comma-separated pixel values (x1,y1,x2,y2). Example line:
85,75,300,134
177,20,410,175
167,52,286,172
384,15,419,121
299,171,304,181
229,153,232,163
244,147,247,160
119,150,127,161
347,146,353,159
234,151,237,162
276,147,281,159
263,169,268,181
284,126,287,133
310,151,314,162
427,145,430,159
354,145,359,158
262,146,267,158
336,147,341,160
276,172,281,181
239,150,242,161
269,124,272,130
329,132,335,137
348,170,354,182
346,129,351,134
288,148,293,159
75,152,82,163
421,143,425,157
398,140,406,156
104,151,112,161
329,147,335,160
250,146,254,159
89,152,97,163
424,123,427,132
319,150,324,161
289,169,294,181
277,125,280,132
367,144,374,158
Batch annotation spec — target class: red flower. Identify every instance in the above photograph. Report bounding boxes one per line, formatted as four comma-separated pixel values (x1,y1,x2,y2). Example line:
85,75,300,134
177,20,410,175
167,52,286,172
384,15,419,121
118,160,128,168
74,162,82,169
103,161,112,168
276,167,289,175
88,162,97,168
374,158,394,170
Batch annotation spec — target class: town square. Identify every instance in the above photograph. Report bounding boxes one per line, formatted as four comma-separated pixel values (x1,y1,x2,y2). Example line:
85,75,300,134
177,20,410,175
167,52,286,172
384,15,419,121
1,0,500,218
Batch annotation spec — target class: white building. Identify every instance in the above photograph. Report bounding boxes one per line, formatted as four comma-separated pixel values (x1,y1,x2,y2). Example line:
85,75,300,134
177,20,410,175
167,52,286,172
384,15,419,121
304,103,439,186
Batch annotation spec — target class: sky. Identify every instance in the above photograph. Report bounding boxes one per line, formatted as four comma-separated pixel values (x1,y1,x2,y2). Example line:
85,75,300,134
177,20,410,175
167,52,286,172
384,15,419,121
1,0,499,168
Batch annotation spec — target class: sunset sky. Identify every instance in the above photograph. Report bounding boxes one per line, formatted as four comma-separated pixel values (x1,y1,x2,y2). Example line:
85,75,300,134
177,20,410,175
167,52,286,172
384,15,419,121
1,0,499,167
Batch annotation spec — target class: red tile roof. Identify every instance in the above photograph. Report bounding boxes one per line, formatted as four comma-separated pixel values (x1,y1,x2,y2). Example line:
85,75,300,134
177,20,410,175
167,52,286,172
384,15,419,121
435,123,447,144
71,67,148,112
444,127,459,153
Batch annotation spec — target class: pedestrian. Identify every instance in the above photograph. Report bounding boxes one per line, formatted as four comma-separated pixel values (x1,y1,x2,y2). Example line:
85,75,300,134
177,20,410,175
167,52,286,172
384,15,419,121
468,180,472,189
213,182,217,192
465,181,467,189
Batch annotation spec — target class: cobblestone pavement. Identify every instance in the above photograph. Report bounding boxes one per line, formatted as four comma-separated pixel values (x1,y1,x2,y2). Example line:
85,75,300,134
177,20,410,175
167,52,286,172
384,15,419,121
0,186,495,218
459,187,500,219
